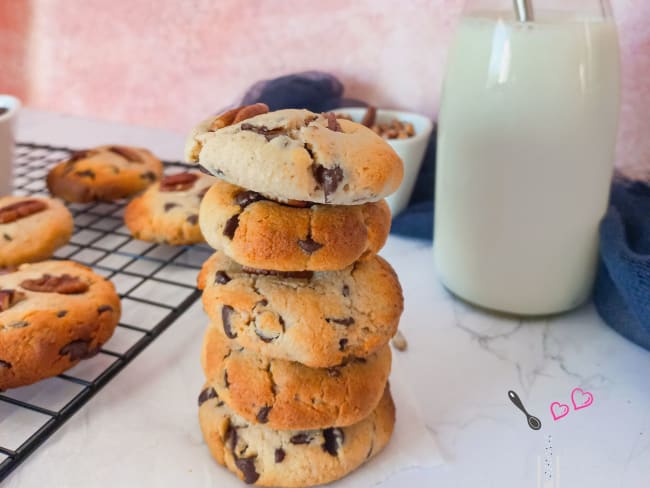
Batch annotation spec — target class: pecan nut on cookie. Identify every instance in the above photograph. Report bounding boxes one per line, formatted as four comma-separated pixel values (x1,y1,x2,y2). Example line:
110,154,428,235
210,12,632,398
125,171,216,245
186,108,404,205
0,260,121,389
201,324,391,430
0,196,74,267
198,179,391,271
47,145,163,203
198,382,395,487
197,251,403,368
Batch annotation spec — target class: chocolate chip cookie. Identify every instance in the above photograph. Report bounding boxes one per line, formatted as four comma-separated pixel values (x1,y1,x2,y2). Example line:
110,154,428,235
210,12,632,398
47,145,163,203
198,382,395,486
198,179,391,271
197,250,403,368
185,108,404,205
124,171,215,245
201,324,391,430
0,260,121,390
0,196,74,267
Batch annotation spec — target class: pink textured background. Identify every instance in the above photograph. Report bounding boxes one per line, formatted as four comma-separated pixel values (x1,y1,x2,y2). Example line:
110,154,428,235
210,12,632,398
0,0,648,174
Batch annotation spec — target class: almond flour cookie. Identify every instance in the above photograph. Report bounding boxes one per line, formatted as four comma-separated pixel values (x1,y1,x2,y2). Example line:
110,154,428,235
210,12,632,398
201,325,391,430
197,251,403,368
124,171,215,245
47,145,163,203
185,108,404,205
0,196,74,267
198,382,395,487
0,260,121,390
199,179,391,271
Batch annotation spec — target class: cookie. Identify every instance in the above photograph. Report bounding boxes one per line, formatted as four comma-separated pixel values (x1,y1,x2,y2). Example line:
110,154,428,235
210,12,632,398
124,171,215,245
197,251,403,368
198,382,395,487
201,324,391,430
47,145,163,203
0,260,121,390
185,108,404,205
198,179,391,271
0,196,74,267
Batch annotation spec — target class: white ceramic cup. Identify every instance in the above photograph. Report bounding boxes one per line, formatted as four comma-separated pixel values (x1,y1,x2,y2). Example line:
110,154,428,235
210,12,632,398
336,107,433,216
0,95,21,197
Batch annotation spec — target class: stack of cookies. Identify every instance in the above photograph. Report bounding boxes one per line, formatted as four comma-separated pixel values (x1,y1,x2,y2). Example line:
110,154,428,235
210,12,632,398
186,105,404,487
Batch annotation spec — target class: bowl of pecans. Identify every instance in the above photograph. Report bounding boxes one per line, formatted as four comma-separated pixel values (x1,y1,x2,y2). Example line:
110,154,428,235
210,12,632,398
335,106,433,216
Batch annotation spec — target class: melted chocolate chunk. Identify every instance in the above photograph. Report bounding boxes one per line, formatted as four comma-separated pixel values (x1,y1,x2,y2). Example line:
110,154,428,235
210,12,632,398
198,386,218,406
140,171,157,181
3,233,11,241
222,305,237,338
57,310,68,318
226,424,238,452
279,316,285,332
240,123,285,142
235,190,265,209
338,338,348,351
312,164,344,202
254,329,277,343
224,369,230,388
215,271,231,284
342,285,350,297
326,317,355,326
0,359,11,369
186,214,198,225
322,427,344,456
289,433,313,445
274,448,286,463
97,305,113,314
234,456,260,485
297,237,323,254
256,406,271,423
164,202,179,212
75,169,96,179
59,340,91,361
223,214,240,239
241,267,313,280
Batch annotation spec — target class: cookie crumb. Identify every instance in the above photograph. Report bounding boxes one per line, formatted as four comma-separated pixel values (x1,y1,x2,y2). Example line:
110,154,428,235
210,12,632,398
391,330,408,351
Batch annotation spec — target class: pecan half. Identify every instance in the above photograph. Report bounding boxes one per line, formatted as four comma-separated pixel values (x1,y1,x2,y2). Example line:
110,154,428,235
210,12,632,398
209,103,269,131
0,199,48,224
109,145,144,163
20,274,89,294
159,172,199,192
0,289,25,312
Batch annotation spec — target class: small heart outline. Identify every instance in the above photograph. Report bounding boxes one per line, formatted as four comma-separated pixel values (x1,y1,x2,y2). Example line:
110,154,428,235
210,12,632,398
550,401,569,421
571,387,594,410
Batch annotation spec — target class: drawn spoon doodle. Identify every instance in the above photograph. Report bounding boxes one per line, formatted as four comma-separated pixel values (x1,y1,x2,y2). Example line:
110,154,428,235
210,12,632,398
508,390,542,430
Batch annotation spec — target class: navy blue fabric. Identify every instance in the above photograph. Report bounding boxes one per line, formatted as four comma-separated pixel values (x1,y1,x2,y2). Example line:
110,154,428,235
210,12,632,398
240,72,650,351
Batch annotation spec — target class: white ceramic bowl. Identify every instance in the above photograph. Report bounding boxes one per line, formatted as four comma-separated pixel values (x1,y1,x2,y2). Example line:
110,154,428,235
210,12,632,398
336,107,433,217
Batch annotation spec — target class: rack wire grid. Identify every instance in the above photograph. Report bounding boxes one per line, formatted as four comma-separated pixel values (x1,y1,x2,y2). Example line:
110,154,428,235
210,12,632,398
0,142,211,481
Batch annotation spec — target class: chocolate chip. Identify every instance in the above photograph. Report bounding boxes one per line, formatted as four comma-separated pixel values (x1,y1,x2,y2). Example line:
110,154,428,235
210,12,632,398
338,338,348,351
109,145,143,163
324,112,342,132
342,285,350,297
215,271,231,284
226,423,238,451
186,214,198,225
327,367,341,377
322,428,344,456
222,305,237,339
140,171,157,181
97,305,113,314
164,202,179,212
59,340,91,361
279,316,285,332
366,442,374,459
223,214,240,239
0,199,48,224
290,433,313,445
75,169,96,179
198,386,218,406
304,143,315,160
241,267,313,280
256,299,268,307
274,448,286,463
57,310,68,318
224,370,230,388
20,274,89,294
0,360,11,369
3,233,12,241
312,164,344,202
254,329,277,343
240,123,285,142
256,406,271,423
10,320,28,328
235,190,265,209
297,237,323,254
159,172,198,192
326,317,355,326
234,456,260,484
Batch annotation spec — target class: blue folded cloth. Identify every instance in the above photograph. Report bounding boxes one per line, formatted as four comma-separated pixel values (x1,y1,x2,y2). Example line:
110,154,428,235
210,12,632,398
240,71,650,352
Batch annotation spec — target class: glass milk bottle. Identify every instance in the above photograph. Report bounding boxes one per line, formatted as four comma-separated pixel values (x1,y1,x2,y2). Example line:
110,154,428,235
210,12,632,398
434,0,620,315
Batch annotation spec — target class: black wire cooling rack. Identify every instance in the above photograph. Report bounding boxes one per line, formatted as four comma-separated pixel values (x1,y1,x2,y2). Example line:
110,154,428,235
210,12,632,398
0,142,211,481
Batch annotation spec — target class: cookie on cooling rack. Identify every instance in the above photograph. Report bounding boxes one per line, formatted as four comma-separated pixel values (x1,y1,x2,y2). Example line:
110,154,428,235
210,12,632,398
124,171,215,245
198,382,395,487
47,145,163,203
0,195,74,267
0,260,121,390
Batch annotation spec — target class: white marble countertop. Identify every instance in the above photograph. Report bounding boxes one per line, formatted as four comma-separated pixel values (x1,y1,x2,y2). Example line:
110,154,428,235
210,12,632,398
4,109,650,487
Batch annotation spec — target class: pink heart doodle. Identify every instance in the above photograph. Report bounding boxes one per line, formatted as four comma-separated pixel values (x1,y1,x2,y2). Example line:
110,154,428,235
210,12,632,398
550,401,570,421
571,387,594,410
